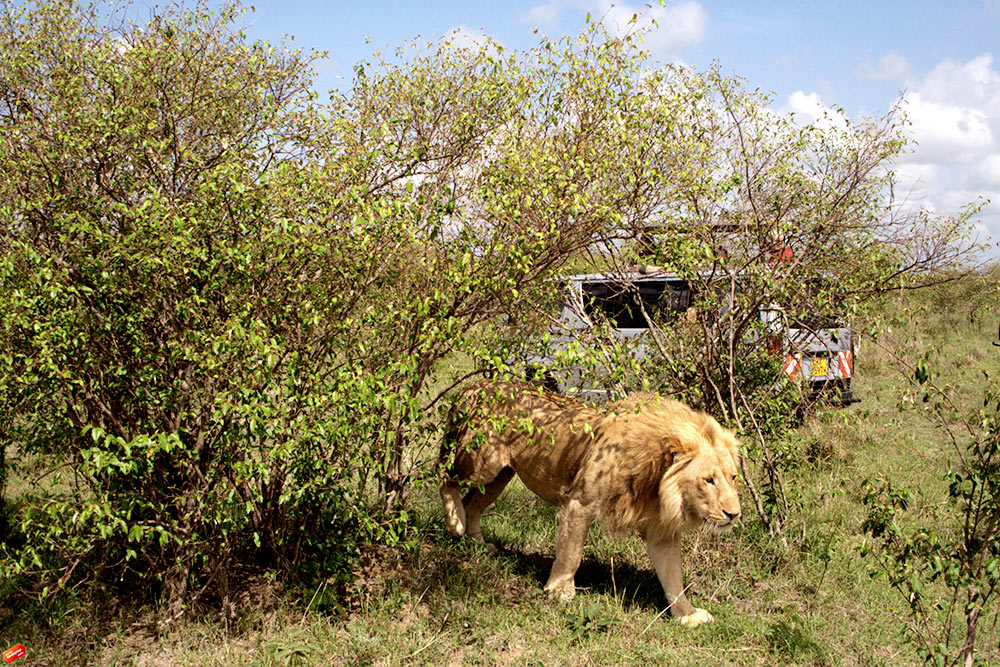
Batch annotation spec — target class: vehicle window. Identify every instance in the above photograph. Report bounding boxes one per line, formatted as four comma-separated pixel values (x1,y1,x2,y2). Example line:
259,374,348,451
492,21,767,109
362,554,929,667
581,280,691,328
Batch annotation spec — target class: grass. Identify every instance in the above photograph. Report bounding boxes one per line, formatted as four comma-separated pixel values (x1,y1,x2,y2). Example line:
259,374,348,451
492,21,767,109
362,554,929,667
4,273,1000,665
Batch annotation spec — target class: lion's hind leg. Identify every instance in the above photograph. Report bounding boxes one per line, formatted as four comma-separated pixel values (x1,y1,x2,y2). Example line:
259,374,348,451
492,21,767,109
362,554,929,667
440,446,511,540
462,466,515,541
440,478,467,537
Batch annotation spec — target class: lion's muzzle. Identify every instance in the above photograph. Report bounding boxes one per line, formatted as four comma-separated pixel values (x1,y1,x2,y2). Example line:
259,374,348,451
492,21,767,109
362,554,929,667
705,508,740,534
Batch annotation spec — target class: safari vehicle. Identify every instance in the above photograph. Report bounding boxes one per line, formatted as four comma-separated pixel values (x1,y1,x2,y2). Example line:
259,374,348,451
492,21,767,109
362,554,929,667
524,269,858,406
775,286,859,407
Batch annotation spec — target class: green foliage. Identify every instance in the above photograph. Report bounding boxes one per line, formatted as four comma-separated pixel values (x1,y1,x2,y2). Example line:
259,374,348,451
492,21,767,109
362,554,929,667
1,0,748,617
766,610,824,660
566,600,622,644
0,0,371,613
862,377,1000,666
7,265,997,666
259,628,321,666
511,60,980,539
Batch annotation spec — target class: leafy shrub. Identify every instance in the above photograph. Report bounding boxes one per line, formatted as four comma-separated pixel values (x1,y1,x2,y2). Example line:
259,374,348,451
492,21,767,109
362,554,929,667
862,375,1000,665
0,0,375,615
0,0,709,616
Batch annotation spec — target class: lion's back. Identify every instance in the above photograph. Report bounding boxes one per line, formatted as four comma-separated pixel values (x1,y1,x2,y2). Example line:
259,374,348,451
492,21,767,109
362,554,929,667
447,381,607,503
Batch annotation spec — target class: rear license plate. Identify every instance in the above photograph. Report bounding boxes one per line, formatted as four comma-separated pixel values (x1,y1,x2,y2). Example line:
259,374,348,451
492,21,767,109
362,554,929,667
811,357,828,377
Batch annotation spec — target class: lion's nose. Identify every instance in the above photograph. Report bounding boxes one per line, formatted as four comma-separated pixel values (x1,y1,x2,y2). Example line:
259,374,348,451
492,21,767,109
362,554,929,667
723,509,740,522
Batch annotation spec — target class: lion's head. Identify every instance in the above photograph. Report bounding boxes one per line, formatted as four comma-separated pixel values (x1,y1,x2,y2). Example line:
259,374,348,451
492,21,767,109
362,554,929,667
614,396,741,537
669,425,741,535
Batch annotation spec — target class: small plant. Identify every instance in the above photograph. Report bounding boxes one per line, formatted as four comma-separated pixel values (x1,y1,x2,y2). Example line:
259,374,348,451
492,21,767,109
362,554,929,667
566,601,621,643
767,610,824,660
259,629,319,667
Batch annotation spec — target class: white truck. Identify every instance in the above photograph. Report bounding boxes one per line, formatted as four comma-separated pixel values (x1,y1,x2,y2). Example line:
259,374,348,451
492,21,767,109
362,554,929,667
524,270,857,406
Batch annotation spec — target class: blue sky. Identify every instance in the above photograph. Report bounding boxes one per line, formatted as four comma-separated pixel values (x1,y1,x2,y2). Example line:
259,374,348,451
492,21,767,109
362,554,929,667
237,0,1000,252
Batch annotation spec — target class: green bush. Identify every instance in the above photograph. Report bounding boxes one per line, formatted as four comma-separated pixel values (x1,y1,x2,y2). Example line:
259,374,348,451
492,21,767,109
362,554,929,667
0,0,373,613
862,374,1000,666
0,0,696,615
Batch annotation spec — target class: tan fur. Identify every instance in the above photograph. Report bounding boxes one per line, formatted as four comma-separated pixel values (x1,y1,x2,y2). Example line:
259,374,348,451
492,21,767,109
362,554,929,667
439,380,741,627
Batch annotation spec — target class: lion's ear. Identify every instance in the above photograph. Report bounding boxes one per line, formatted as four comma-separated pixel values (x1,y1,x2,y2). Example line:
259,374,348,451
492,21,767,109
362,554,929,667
661,422,701,459
715,428,741,462
660,433,683,458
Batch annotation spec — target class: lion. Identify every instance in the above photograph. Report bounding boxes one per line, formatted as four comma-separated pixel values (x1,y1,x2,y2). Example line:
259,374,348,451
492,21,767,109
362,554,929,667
439,381,741,628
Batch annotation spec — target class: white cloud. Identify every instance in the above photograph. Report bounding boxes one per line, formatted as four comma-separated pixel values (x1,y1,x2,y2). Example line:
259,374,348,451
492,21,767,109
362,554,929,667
522,1,708,59
892,162,939,201
524,2,561,26
887,54,1000,251
782,64,1000,253
600,1,708,58
786,90,826,117
971,154,1000,189
863,54,1000,252
918,54,1000,110
903,93,993,165
784,90,851,135
440,25,494,51
861,52,913,83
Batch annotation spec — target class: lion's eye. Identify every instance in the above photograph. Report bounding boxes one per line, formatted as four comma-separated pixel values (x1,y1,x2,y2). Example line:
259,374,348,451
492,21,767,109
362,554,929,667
706,477,715,485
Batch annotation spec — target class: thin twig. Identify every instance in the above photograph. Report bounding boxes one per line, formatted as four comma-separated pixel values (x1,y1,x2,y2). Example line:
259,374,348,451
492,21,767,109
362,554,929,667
640,606,670,635
302,580,327,622
404,609,451,661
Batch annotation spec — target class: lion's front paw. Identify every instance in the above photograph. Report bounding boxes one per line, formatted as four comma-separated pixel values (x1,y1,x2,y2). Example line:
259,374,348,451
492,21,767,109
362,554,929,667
677,608,713,628
543,581,576,603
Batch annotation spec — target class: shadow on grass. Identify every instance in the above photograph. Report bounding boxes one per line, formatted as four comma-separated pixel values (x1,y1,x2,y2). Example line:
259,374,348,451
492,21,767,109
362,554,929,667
481,542,667,612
